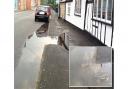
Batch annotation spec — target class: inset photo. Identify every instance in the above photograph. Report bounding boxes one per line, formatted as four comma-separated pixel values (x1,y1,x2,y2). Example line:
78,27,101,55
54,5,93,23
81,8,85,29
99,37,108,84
69,46,113,87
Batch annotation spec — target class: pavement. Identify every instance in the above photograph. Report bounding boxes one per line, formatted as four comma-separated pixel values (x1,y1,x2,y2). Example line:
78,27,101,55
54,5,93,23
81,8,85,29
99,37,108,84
37,46,112,89
36,44,69,89
48,11,105,47
36,10,112,89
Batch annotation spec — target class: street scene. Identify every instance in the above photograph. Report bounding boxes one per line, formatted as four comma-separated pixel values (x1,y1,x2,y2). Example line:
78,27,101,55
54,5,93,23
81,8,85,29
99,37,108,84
14,0,114,89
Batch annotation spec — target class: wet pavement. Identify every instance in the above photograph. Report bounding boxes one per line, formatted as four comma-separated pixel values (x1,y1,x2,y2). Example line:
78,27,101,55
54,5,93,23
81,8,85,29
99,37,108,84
48,11,105,48
36,44,69,89
69,47,112,87
15,23,58,89
36,46,112,89
36,45,91,89
35,11,113,89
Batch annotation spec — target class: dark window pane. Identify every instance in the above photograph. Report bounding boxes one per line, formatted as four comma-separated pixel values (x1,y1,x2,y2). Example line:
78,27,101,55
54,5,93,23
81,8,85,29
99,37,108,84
98,0,101,18
94,0,97,17
102,0,107,19
107,0,112,20
75,0,81,15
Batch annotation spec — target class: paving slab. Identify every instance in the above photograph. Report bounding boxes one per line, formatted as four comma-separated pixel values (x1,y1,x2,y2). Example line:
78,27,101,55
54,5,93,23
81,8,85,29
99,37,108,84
48,10,105,47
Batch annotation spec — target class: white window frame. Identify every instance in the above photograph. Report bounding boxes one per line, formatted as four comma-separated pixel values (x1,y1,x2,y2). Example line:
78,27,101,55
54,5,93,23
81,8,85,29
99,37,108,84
93,0,113,24
67,3,71,16
100,0,107,22
106,0,113,23
93,0,98,20
74,0,82,16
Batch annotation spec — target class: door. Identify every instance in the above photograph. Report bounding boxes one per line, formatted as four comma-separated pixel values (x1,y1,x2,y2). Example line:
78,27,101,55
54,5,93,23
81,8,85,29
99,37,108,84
60,3,66,19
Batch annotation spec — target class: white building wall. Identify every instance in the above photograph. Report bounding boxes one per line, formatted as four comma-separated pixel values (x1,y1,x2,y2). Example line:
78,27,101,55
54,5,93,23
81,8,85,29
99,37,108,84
85,3,113,47
65,0,86,30
85,4,93,33
105,26,112,46
65,0,113,47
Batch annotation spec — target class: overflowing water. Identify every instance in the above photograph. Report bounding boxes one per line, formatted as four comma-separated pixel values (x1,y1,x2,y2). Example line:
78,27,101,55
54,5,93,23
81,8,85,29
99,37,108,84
15,25,58,89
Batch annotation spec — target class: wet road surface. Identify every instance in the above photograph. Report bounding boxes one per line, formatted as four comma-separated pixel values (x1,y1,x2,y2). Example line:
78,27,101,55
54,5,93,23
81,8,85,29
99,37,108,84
14,24,58,89
14,11,43,68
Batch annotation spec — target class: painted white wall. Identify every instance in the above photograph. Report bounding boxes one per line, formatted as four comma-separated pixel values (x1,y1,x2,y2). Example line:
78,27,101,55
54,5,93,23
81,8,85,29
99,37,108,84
65,0,86,30
85,4,93,33
84,3,113,47
65,0,113,47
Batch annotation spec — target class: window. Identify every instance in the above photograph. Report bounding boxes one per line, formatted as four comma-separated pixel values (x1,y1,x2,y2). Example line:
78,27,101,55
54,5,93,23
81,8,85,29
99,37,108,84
74,0,81,16
98,0,101,18
93,0,113,22
67,3,71,16
107,0,112,20
93,0,97,17
102,0,107,19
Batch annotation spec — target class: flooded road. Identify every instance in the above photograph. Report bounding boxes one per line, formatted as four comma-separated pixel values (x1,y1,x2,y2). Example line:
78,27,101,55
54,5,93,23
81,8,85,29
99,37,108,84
14,25,58,89
14,11,43,68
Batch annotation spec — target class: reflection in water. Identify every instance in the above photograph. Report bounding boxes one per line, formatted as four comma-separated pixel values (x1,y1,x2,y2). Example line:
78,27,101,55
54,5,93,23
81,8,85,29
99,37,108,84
15,32,58,89
69,46,112,87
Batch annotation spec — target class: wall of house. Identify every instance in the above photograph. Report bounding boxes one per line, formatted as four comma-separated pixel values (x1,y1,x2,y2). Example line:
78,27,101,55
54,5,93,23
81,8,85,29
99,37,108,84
18,0,40,11
65,0,86,30
26,0,31,10
85,2,113,47
31,0,36,7
65,0,113,47
20,0,26,10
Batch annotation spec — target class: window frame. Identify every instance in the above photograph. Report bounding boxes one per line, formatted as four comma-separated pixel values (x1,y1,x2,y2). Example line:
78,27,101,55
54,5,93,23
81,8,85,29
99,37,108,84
106,0,113,23
67,3,71,16
93,0,113,24
74,0,82,17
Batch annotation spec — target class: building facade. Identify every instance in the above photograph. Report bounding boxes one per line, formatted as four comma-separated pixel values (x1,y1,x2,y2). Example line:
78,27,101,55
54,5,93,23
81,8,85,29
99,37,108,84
59,0,114,47
59,0,73,19
17,0,40,11
59,0,66,19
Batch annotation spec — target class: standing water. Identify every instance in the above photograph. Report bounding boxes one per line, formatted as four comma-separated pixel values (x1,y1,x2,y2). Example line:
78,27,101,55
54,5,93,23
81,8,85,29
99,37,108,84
14,24,58,89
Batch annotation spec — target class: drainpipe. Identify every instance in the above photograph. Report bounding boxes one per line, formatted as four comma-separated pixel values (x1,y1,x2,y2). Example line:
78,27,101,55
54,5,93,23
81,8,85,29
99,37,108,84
83,0,94,30
64,2,66,20
83,0,88,30
111,0,114,46
58,2,61,18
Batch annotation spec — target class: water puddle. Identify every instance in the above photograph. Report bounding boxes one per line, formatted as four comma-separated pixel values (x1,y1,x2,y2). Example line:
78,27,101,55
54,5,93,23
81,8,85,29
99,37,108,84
14,24,58,89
